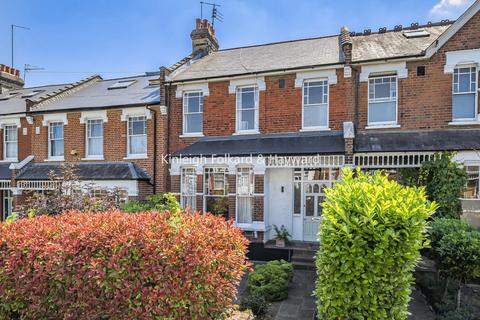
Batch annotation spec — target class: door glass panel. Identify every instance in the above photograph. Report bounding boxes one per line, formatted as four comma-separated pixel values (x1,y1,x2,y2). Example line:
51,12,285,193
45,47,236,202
305,196,314,216
313,183,320,193
317,195,325,217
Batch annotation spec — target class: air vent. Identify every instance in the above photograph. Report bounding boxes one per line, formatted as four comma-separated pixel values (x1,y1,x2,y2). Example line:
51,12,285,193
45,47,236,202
403,29,430,38
108,79,137,90
417,66,426,76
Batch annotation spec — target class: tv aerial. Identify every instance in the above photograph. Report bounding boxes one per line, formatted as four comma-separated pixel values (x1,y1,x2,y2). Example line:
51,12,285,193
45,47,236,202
200,1,223,26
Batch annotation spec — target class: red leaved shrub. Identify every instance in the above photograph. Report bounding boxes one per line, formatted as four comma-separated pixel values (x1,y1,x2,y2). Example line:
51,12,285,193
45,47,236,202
0,210,249,320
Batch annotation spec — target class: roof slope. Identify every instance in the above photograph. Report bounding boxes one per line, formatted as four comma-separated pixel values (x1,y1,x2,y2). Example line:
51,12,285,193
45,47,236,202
171,35,341,81
0,84,68,115
31,74,160,112
170,23,452,82
352,24,451,62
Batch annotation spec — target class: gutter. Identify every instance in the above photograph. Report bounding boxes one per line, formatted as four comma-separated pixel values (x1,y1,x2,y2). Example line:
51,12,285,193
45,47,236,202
26,101,160,116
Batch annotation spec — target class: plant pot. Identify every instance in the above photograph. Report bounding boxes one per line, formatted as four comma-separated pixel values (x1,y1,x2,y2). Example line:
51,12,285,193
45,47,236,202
275,239,286,248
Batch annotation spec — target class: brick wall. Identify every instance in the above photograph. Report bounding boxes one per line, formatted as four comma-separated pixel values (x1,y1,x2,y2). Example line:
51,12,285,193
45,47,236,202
27,105,167,195
357,11,480,131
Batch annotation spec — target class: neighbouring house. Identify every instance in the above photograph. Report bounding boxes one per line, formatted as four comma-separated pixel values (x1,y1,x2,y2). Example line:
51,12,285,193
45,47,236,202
165,0,480,245
0,70,165,219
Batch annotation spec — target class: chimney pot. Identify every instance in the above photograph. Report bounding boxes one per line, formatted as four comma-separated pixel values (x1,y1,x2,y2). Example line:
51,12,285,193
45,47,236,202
0,64,24,93
190,18,219,58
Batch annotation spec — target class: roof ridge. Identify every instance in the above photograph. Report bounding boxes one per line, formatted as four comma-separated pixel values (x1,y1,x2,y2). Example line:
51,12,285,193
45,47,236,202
349,20,454,37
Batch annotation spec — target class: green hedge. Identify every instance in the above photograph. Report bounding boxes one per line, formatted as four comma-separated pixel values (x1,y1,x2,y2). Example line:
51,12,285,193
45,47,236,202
120,193,180,213
247,260,293,302
316,169,436,320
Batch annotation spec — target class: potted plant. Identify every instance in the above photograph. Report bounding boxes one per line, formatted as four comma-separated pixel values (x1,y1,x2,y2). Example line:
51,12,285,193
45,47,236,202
273,225,291,248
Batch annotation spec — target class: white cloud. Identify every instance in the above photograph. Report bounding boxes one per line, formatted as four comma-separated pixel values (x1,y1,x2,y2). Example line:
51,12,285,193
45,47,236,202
429,0,475,19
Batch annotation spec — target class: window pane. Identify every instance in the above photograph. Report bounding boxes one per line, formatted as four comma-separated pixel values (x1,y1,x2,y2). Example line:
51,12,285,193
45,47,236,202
459,72,472,92
368,101,396,123
240,88,255,109
304,105,327,127
185,113,202,133
186,93,203,113
294,182,301,214
205,196,229,219
5,142,17,159
51,139,64,157
51,123,63,139
305,196,314,217
88,121,102,137
5,126,16,141
129,135,146,154
88,137,103,156
453,94,476,119
239,110,255,130
237,196,252,223
306,84,325,104
130,119,146,135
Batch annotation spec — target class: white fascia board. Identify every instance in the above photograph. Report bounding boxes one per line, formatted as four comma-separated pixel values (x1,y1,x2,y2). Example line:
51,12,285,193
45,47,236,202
42,113,68,126
175,82,209,98
295,69,337,87
228,77,266,94
120,106,152,121
444,49,480,73
360,62,408,81
80,110,108,124
425,1,480,58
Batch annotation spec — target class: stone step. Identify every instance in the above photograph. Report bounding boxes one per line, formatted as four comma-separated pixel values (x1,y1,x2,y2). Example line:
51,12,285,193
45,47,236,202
291,252,315,263
292,260,316,270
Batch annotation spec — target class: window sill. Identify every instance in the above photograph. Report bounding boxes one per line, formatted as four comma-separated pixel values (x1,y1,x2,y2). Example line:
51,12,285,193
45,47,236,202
299,127,331,132
233,131,260,136
82,157,105,161
235,222,267,232
123,155,148,160
448,120,480,126
365,124,401,130
180,133,204,138
0,159,18,163
45,157,64,162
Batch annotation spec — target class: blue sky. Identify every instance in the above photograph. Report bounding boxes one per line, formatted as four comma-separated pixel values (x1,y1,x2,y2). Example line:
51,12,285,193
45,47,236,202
0,0,475,87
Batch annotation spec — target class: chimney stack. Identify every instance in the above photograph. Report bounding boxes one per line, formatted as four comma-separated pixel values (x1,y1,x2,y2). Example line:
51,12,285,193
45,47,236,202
340,26,353,65
0,64,24,94
190,18,219,58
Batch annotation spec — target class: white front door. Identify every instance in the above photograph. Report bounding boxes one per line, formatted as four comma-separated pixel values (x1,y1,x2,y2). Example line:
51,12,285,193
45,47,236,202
302,182,328,242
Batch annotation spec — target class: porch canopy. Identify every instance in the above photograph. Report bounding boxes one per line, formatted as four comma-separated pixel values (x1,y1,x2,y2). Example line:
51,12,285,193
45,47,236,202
0,163,11,180
172,131,345,157
15,162,151,181
355,129,480,152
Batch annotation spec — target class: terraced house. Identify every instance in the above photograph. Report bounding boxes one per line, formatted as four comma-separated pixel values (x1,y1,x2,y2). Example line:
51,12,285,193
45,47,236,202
0,68,165,219
0,1,479,250
166,1,480,245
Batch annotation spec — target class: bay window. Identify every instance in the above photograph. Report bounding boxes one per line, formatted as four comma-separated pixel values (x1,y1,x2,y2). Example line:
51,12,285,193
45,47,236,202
204,167,229,218
181,167,196,211
368,76,397,125
183,91,203,134
86,119,103,158
463,165,480,199
236,167,254,224
303,80,328,128
3,125,17,161
49,122,64,159
127,116,147,156
236,86,258,133
452,66,477,121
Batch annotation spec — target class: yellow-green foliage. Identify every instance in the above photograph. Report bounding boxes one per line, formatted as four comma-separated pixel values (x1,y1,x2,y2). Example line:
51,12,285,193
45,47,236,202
316,168,437,320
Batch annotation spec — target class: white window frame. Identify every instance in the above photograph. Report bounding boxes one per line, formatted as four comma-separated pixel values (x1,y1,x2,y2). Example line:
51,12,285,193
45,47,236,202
462,164,480,200
203,167,229,213
85,119,104,159
3,125,17,161
235,85,259,134
127,115,147,158
367,75,398,126
452,65,478,122
301,79,329,130
182,91,204,135
236,166,254,225
48,122,64,161
181,167,197,211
